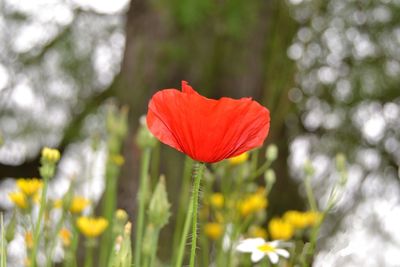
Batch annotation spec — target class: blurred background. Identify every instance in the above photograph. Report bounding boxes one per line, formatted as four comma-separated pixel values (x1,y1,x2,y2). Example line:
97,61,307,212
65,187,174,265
0,0,400,266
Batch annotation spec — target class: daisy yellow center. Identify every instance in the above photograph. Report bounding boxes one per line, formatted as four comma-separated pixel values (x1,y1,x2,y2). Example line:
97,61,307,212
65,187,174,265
257,244,276,253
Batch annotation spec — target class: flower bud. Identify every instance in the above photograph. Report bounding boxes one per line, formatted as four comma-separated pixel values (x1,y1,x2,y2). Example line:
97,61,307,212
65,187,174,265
40,147,60,179
41,147,60,164
335,153,346,172
142,224,155,256
5,212,17,242
335,153,348,186
266,144,278,162
303,160,315,176
264,169,276,192
115,209,129,224
109,222,132,267
147,175,171,228
136,116,157,149
106,106,129,140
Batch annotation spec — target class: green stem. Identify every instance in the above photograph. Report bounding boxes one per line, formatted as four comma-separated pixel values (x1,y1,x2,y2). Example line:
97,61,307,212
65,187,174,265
172,157,193,264
305,175,317,211
64,223,79,267
1,213,6,267
150,143,160,189
149,228,160,267
189,162,205,267
99,163,119,267
83,240,95,267
174,194,193,267
46,211,66,267
134,148,152,267
248,160,271,180
250,149,259,172
30,175,49,267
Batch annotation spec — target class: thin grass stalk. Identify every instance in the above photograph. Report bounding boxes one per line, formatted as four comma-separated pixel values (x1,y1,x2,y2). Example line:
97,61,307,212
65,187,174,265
46,211,66,267
83,240,95,267
1,213,6,267
64,223,79,267
99,163,119,266
304,175,317,211
30,175,49,267
172,157,193,263
134,147,152,267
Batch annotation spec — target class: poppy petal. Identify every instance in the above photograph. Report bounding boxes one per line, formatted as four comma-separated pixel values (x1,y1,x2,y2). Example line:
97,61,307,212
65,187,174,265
147,81,270,163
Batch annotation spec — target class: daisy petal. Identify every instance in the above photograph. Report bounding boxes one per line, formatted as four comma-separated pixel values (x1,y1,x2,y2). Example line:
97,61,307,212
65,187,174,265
276,248,290,258
267,252,279,264
236,238,265,252
251,251,265,262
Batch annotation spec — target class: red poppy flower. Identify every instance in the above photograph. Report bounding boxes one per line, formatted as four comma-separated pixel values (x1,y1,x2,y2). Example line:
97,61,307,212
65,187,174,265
146,81,270,163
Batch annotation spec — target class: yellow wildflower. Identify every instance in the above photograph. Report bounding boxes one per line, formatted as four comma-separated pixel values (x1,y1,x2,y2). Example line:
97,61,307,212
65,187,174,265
304,211,322,226
268,218,294,240
210,193,224,209
228,152,249,165
25,231,33,249
16,178,43,196
76,216,108,238
110,154,125,166
204,223,223,240
69,196,90,214
41,147,61,163
283,210,310,229
9,192,28,209
249,226,268,239
239,194,268,217
31,193,42,205
53,199,63,209
59,227,71,247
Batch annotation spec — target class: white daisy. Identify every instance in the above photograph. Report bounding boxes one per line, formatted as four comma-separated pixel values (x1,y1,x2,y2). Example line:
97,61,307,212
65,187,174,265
236,238,290,264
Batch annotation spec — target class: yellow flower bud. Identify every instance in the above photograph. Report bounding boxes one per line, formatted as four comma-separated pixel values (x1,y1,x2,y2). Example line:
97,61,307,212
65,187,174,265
115,209,129,222
268,218,294,240
283,210,310,229
76,217,108,238
239,193,268,217
9,192,28,209
228,152,249,165
69,197,90,214
59,227,71,247
304,211,322,227
25,231,34,249
210,193,224,209
41,147,61,163
16,178,43,197
204,223,223,240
